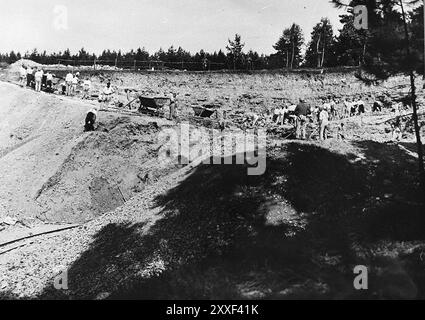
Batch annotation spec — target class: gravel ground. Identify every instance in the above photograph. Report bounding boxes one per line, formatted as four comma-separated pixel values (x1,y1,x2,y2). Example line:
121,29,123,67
0,158,190,298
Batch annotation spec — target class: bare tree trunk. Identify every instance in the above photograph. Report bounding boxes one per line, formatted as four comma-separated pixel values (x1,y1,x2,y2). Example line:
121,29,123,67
286,50,289,68
321,30,326,68
291,41,295,69
400,0,425,199
316,34,321,68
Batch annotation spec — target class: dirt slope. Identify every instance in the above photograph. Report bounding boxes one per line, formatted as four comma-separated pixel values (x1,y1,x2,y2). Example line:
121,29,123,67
0,82,178,224
0,82,91,224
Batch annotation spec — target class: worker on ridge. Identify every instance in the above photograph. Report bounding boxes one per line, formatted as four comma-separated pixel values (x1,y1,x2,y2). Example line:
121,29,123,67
65,71,74,96
45,71,54,92
26,66,34,88
19,64,27,87
71,72,80,96
34,68,44,92
82,77,92,99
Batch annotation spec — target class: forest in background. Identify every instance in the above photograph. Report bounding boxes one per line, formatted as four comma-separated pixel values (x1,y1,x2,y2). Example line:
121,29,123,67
0,3,422,71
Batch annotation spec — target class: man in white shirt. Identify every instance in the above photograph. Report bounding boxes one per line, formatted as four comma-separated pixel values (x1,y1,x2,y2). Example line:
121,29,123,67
343,98,351,118
71,74,79,96
101,82,114,102
19,65,27,87
82,78,91,99
34,68,44,92
319,106,330,140
65,72,74,96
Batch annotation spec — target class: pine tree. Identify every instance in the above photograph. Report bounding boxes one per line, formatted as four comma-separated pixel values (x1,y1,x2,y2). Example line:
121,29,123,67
226,34,245,70
273,23,304,69
305,18,335,68
332,0,425,198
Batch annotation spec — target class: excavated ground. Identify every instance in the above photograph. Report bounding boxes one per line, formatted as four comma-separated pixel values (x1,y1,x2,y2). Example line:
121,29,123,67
0,82,180,225
0,68,425,299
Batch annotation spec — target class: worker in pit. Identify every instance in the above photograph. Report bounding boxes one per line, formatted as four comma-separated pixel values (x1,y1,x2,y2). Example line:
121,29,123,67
85,107,99,132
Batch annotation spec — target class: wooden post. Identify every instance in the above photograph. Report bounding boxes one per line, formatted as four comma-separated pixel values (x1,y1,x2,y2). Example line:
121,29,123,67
134,59,136,71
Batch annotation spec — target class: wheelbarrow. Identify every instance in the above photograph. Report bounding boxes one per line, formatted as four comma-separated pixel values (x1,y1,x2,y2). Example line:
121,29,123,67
138,96,171,117
192,105,216,118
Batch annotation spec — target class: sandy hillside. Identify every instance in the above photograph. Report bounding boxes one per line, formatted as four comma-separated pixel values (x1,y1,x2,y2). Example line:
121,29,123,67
0,83,91,224
0,82,179,224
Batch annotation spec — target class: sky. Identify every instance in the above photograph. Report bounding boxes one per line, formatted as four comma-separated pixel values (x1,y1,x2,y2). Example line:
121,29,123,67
0,0,348,56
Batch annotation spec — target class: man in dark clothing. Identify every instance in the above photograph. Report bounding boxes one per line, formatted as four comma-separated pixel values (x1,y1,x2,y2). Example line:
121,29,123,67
373,100,383,112
85,108,98,132
294,100,310,117
357,98,365,114
294,99,311,139
168,93,177,120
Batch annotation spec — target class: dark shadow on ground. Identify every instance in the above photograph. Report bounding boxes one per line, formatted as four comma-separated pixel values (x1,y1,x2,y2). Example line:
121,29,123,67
28,140,425,300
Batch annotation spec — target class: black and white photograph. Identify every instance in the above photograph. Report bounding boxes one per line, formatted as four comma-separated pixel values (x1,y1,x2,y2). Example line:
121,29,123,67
0,0,424,305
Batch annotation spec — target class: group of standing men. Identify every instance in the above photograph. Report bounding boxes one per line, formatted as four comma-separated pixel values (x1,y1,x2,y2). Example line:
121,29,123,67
19,65,54,92
272,99,332,140
343,97,366,117
63,71,91,97
293,99,331,141
271,96,369,141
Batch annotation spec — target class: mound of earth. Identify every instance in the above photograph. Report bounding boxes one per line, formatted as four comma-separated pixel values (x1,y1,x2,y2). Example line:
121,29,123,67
7,59,42,73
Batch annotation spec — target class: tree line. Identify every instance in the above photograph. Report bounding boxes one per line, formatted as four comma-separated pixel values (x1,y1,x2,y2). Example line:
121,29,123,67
1,3,422,71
